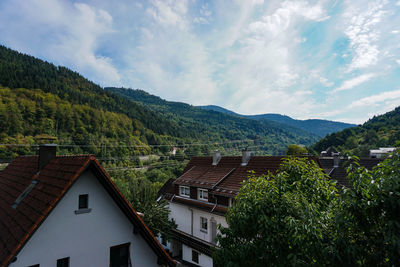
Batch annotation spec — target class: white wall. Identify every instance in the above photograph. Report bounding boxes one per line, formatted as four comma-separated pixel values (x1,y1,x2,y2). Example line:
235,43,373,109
169,201,227,243
192,209,227,243
169,201,229,267
10,170,161,267
169,202,192,234
182,244,213,267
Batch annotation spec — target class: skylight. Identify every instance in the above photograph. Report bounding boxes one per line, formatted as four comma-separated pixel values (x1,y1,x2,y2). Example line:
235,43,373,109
11,180,38,209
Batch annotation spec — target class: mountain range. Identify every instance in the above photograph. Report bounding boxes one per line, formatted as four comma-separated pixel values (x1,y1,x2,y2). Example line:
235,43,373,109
1,44,393,158
198,105,355,138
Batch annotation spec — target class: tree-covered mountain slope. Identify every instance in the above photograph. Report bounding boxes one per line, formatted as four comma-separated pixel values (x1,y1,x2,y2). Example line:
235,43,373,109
312,107,400,156
198,105,355,137
0,44,320,158
0,45,185,139
106,87,320,155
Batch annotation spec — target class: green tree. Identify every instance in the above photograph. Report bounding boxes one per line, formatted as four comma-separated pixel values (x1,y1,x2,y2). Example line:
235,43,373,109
111,171,177,240
214,157,338,266
286,144,308,155
334,152,400,266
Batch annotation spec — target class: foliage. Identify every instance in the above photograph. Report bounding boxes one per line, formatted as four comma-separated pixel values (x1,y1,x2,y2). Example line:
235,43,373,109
0,45,182,138
109,162,184,239
286,144,308,155
0,86,156,158
215,154,400,266
334,152,400,266
313,107,400,156
214,157,338,266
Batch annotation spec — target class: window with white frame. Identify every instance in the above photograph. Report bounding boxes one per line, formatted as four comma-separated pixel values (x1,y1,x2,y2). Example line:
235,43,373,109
198,188,208,201
179,186,190,197
200,217,208,233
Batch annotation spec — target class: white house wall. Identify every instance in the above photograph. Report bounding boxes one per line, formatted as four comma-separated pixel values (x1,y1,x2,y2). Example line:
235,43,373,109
168,201,228,267
182,244,213,267
169,202,227,243
10,170,160,267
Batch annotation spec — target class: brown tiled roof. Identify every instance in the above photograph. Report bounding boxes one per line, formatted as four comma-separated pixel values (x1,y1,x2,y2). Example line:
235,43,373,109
174,166,235,189
319,157,383,187
214,156,284,196
182,156,213,172
0,155,175,267
172,156,285,198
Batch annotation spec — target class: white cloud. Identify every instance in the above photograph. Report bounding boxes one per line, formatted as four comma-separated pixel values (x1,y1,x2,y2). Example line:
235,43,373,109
333,73,376,92
397,1,400,6
146,0,188,30
194,3,212,24
343,0,387,71
320,77,334,87
396,59,400,65
349,89,400,108
0,0,120,86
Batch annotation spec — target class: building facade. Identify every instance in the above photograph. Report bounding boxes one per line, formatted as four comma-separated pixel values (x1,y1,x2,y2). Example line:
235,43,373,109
160,151,285,267
0,145,175,267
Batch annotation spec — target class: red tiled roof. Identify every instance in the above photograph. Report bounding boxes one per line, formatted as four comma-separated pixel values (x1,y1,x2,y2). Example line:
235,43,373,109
0,155,175,267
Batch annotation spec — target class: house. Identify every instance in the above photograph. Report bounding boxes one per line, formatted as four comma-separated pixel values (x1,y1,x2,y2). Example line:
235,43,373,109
159,149,384,266
159,150,293,267
369,147,396,158
319,151,383,188
0,144,175,267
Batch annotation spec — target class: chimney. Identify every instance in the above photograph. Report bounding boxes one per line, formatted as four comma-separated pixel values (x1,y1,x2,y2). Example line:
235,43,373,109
38,144,57,171
212,150,221,166
332,152,340,168
241,148,251,166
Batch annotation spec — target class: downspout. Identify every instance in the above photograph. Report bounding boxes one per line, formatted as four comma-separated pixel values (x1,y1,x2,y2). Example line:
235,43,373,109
190,208,194,235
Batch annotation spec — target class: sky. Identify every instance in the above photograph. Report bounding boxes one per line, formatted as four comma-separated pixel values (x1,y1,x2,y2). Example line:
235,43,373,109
0,0,400,124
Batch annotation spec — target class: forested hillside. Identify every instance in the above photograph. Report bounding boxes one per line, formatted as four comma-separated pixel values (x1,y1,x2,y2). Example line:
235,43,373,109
0,45,321,158
106,87,319,155
313,107,400,156
199,105,355,137
0,45,186,138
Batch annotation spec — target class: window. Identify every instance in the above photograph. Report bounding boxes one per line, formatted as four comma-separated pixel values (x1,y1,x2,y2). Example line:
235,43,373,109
192,250,199,263
79,194,88,209
57,257,69,267
198,188,208,201
179,186,190,197
28,265,39,267
200,217,208,233
75,194,91,214
110,243,130,267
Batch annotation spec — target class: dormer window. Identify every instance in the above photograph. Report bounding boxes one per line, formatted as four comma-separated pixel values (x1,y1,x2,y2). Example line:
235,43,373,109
75,194,91,214
198,188,208,201
179,186,190,197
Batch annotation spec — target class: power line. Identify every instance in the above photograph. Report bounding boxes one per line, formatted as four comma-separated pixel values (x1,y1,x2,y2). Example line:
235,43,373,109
0,138,255,148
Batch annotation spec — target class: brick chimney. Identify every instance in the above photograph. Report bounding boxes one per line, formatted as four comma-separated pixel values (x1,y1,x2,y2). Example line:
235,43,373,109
38,144,57,171
212,150,221,166
241,148,251,166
